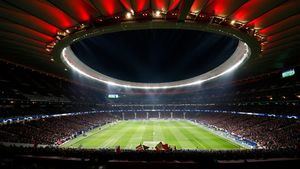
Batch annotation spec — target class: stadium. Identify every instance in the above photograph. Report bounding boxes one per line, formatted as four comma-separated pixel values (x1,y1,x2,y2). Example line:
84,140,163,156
0,0,299,169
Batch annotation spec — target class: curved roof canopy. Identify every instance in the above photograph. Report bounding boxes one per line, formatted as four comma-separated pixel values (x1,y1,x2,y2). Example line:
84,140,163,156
0,0,299,89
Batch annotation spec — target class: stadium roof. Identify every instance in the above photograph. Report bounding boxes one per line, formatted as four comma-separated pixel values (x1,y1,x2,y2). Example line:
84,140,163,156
0,0,299,89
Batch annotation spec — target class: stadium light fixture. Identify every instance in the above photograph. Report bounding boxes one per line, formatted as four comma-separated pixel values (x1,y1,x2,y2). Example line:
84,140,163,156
125,12,132,19
57,31,68,36
56,35,61,40
154,10,161,18
230,20,236,25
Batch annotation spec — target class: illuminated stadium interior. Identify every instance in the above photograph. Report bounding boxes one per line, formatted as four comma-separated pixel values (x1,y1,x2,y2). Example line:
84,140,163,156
0,0,299,169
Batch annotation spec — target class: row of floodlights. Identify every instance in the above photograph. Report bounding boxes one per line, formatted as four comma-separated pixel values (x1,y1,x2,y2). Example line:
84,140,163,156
188,13,267,44
45,10,169,57
46,10,267,61
119,10,167,20
208,15,267,51
45,23,89,54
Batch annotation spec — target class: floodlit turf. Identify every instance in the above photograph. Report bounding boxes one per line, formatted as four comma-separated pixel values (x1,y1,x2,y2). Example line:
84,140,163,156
61,120,244,150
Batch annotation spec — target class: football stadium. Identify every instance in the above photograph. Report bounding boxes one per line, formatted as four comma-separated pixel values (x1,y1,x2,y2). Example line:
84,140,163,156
0,0,299,169
61,120,244,150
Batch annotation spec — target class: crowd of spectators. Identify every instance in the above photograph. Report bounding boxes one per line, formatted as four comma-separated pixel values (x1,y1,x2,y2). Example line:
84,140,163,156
0,112,117,144
0,62,108,118
194,112,299,149
1,61,299,119
0,110,298,151
109,67,300,115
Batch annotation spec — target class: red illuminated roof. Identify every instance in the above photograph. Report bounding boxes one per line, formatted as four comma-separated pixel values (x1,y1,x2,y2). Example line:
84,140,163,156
0,0,299,78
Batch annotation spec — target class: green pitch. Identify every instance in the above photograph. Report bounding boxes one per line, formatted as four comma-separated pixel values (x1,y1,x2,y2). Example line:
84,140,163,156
61,120,244,150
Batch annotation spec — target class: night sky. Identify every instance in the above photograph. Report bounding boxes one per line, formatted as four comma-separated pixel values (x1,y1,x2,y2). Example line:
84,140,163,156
71,29,239,83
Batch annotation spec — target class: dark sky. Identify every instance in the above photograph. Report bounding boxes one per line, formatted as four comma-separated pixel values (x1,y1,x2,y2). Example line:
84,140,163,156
71,29,239,83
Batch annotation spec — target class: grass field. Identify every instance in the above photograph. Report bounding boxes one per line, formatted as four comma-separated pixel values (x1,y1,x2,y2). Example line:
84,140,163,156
61,120,244,150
